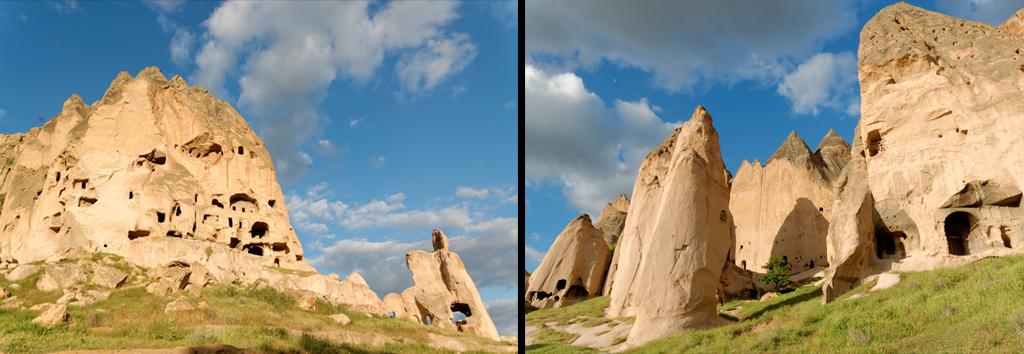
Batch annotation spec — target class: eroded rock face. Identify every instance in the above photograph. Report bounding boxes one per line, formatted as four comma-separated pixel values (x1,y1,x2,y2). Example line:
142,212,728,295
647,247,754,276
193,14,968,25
398,229,500,340
729,131,848,274
0,68,386,317
856,3,1024,265
0,68,308,271
822,157,877,302
525,214,610,308
605,106,732,346
595,195,629,248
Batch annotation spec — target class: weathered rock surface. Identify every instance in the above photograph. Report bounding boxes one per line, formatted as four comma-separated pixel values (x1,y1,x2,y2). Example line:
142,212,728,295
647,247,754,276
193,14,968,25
397,229,500,340
594,195,629,248
329,313,351,325
0,68,309,272
525,214,610,308
0,68,386,318
164,297,194,313
822,157,877,302
37,264,86,292
91,264,128,289
432,228,449,251
850,3,1024,270
729,131,848,274
296,292,317,312
1,296,23,309
605,106,732,346
32,303,68,328
6,264,40,281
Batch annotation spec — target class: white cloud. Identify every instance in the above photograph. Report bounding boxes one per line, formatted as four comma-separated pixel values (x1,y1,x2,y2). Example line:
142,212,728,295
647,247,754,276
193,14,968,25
526,65,676,213
525,0,857,92
370,155,387,169
349,117,363,127
49,0,80,14
486,299,518,337
188,1,473,180
169,29,195,67
397,33,477,93
456,186,517,204
777,51,859,116
525,245,544,265
143,0,185,13
341,194,472,231
456,187,491,198
0,109,6,121
935,0,1024,25
490,1,517,28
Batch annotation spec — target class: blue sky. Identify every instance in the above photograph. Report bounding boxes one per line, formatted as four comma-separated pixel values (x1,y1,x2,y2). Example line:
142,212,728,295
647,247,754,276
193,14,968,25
0,0,517,335
525,0,1024,271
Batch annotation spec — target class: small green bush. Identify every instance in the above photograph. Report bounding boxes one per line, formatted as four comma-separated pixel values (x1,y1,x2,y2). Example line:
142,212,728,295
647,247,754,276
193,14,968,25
761,256,793,292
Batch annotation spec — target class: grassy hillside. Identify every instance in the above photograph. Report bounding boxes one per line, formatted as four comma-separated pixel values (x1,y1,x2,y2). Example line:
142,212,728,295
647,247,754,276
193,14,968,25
527,255,1024,353
0,256,507,353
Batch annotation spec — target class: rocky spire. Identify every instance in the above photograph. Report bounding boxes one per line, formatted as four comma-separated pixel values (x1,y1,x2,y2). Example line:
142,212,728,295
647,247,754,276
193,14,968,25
815,129,852,179
606,105,731,346
431,228,449,251
594,194,629,247
526,214,610,309
398,228,500,340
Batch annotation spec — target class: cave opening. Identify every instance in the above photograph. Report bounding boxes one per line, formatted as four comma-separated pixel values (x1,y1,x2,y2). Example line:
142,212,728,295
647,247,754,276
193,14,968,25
250,222,269,238
944,211,977,256
245,245,264,256
866,130,882,157
875,230,907,259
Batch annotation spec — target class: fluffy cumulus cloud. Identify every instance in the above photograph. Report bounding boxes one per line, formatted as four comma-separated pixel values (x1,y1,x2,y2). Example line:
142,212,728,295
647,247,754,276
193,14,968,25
455,186,516,204
397,33,477,93
935,0,1024,25
526,0,857,92
777,51,860,116
526,65,676,213
188,1,474,179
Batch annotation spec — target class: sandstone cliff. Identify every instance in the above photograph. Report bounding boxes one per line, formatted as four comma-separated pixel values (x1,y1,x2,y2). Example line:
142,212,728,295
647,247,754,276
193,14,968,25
729,131,849,274
604,106,732,346
0,68,384,315
525,214,610,308
822,3,1024,300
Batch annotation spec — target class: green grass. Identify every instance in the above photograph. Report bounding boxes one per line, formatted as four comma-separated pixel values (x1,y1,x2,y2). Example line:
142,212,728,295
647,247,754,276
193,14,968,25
0,259,506,353
525,296,610,328
527,255,1024,353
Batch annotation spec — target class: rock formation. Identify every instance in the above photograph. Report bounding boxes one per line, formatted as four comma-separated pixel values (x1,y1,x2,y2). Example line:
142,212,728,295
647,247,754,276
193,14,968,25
604,106,732,346
822,3,1024,300
729,131,849,274
0,67,307,269
822,157,876,303
594,194,629,248
0,68,383,315
385,229,500,340
525,214,610,308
